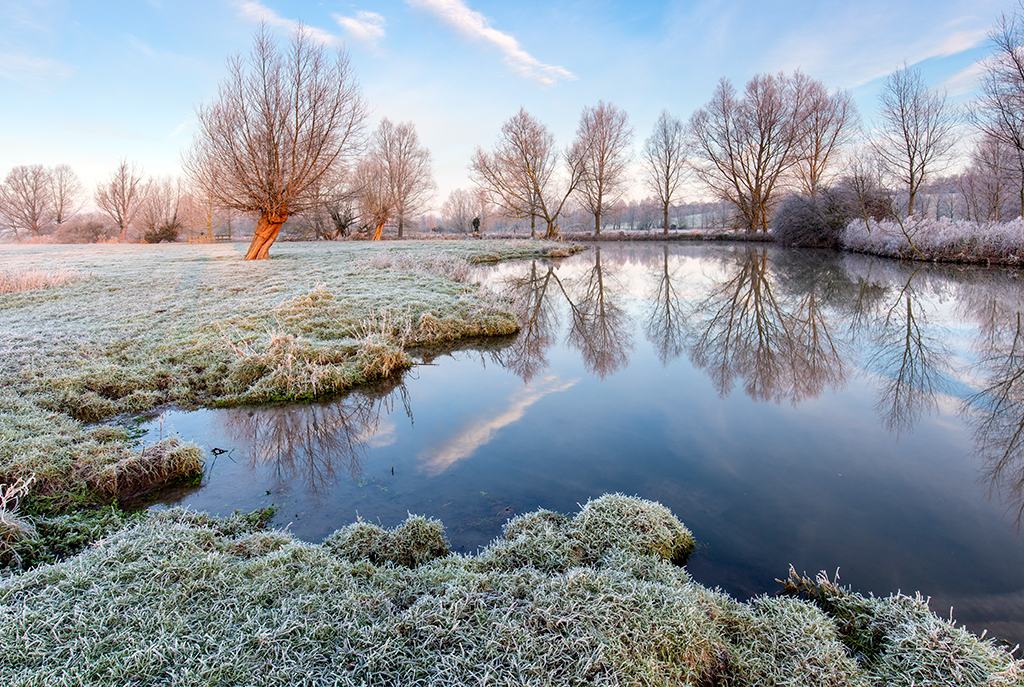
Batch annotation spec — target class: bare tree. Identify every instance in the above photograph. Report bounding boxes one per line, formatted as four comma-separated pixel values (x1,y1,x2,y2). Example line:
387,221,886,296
689,72,817,234
471,108,588,240
50,164,84,226
372,118,434,239
354,156,396,241
576,101,634,235
296,174,359,240
95,159,145,242
0,165,54,239
958,134,1020,221
972,2,1024,217
873,64,958,216
184,24,367,260
139,176,191,242
642,111,687,234
442,188,476,233
795,83,860,197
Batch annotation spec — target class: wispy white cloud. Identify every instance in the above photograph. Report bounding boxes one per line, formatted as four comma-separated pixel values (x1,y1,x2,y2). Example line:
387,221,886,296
419,376,578,475
334,10,386,46
942,60,988,96
407,0,576,85
0,52,75,87
234,0,342,47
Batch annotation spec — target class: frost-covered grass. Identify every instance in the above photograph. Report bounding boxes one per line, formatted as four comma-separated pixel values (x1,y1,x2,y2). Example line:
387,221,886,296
0,240,563,511
843,217,1024,264
1,494,1019,686
0,265,83,294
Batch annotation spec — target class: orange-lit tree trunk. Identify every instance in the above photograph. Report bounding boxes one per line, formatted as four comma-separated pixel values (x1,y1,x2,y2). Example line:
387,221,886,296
371,221,385,241
245,210,288,260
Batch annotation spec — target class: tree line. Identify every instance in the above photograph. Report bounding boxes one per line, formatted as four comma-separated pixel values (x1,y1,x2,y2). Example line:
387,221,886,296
4,4,1024,258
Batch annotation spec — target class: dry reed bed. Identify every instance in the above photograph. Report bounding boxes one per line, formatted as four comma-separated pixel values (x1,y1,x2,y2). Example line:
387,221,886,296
0,494,1019,686
0,240,565,512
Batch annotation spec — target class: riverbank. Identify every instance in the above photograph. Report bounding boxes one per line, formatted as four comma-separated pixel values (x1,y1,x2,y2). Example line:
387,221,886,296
1,494,1019,685
0,240,574,524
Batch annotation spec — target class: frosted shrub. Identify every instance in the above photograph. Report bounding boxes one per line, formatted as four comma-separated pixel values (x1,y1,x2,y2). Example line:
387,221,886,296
842,217,1024,264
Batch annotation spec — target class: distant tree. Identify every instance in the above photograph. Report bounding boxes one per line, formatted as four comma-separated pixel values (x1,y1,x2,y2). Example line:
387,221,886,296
442,188,476,233
872,64,957,216
0,165,54,239
372,118,434,239
354,156,396,241
139,176,190,243
689,71,820,233
184,24,367,259
49,164,84,226
471,108,588,240
575,101,634,235
94,159,145,242
642,111,687,235
958,134,1020,221
972,2,1024,216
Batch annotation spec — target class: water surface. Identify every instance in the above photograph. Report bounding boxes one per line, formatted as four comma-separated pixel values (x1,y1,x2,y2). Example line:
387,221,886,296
137,243,1024,647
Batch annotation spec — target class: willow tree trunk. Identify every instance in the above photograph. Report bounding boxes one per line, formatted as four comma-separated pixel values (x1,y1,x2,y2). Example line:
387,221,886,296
245,211,288,260
371,221,385,241
544,221,559,240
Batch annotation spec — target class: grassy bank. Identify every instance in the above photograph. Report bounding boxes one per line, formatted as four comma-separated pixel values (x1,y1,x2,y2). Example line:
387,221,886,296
0,240,570,526
1,494,1019,685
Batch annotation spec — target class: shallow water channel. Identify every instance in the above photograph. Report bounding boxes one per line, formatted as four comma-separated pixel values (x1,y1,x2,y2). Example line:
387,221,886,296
136,242,1024,647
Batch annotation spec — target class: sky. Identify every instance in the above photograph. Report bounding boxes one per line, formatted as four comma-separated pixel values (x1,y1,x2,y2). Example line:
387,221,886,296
0,0,1013,212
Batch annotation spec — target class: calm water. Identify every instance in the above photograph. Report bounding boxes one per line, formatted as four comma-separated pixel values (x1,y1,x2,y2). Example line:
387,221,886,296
136,242,1024,647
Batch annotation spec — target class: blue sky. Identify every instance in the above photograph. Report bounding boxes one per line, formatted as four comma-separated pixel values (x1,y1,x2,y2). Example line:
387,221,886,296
0,0,1011,210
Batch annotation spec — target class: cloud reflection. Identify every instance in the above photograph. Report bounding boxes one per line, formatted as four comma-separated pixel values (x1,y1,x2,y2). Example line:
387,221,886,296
419,375,578,475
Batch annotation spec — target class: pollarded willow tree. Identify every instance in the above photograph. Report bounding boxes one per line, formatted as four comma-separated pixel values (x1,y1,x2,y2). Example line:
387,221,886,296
357,118,434,240
184,25,367,260
471,108,588,240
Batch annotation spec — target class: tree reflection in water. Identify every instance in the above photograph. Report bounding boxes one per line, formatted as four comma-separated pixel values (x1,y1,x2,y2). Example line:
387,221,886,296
565,246,633,379
497,247,633,380
866,270,950,436
496,260,560,382
965,310,1024,527
681,247,846,405
492,244,1024,524
221,375,411,496
644,244,687,365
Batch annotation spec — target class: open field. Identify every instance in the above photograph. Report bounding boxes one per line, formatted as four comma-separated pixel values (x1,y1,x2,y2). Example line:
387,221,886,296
0,240,572,520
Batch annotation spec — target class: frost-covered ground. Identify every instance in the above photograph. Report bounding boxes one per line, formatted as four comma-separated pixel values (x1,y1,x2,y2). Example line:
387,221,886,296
1,493,1020,686
1,242,1021,684
843,218,1024,264
0,240,567,514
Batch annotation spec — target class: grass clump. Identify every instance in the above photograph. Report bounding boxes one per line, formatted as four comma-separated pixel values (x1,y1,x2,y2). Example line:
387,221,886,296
478,493,696,574
2,495,1018,685
0,265,83,293
324,514,450,568
87,437,204,500
781,568,1023,686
